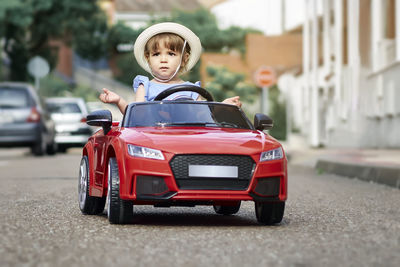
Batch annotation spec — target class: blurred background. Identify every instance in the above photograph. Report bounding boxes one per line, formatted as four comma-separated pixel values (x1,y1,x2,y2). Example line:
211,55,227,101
0,0,399,149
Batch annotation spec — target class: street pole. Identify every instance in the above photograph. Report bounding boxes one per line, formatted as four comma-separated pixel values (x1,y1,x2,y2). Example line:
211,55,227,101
35,77,40,91
27,56,49,92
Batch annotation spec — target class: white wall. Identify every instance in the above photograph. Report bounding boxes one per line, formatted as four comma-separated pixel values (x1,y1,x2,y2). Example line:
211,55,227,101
280,0,400,148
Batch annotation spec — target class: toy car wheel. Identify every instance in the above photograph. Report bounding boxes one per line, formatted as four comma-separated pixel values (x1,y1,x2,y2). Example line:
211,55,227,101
107,157,133,224
254,201,285,225
78,156,106,214
213,201,241,215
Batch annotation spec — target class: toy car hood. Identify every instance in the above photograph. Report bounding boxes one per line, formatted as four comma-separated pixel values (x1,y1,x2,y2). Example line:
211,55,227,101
120,127,280,155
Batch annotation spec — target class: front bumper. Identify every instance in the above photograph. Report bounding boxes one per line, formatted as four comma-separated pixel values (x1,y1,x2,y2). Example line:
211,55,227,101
118,152,287,204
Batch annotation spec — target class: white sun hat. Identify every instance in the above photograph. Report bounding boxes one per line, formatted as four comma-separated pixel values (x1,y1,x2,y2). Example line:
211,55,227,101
133,22,202,74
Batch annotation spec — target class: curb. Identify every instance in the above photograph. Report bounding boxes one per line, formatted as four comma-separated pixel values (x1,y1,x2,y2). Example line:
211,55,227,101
316,159,400,189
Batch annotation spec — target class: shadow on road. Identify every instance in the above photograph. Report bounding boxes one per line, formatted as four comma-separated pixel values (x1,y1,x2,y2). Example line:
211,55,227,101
93,208,290,227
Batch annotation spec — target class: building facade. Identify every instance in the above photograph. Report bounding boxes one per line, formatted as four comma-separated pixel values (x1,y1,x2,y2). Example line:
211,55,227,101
279,0,400,148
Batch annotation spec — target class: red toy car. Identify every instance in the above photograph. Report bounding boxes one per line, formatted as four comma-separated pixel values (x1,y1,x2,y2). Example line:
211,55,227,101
78,86,287,225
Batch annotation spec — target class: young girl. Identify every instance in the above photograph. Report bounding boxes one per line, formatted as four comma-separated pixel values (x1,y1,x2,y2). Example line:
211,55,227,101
99,22,241,113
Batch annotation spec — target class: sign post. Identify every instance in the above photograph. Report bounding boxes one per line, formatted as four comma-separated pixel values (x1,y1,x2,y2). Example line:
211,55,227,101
27,56,50,91
253,66,276,114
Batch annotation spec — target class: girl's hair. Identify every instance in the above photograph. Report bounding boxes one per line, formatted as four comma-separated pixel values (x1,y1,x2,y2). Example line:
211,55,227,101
144,33,191,72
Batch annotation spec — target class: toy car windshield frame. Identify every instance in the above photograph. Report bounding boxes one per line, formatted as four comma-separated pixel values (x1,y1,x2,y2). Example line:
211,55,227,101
122,101,254,130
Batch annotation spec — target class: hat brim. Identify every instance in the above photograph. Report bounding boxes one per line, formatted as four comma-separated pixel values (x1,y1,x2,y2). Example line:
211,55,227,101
134,22,202,74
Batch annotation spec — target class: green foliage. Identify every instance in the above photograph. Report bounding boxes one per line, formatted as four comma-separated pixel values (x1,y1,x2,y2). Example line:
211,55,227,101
71,84,99,102
39,75,71,97
107,22,141,52
107,23,147,84
113,53,147,85
181,60,201,83
73,13,108,61
8,42,30,81
0,0,23,23
206,65,259,103
268,85,287,141
1,0,107,81
39,75,98,102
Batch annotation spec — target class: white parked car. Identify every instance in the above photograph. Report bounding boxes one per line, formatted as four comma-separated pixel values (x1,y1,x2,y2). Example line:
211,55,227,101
46,97,93,152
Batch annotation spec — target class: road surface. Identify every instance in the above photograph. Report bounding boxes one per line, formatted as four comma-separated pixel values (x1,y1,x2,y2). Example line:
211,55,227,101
0,148,399,266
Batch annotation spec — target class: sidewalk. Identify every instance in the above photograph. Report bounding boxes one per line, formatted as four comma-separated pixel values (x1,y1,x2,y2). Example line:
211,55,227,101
282,136,400,189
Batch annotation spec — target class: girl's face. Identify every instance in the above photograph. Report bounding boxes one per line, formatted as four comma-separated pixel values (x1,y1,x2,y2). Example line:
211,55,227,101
148,42,183,81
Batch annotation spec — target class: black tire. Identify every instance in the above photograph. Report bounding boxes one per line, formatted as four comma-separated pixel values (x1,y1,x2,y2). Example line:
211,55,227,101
107,157,133,224
46,139,57,155
78,156,106,215
255,201,285,225
31,133,46,156
213,201,241,215
58,145,68,153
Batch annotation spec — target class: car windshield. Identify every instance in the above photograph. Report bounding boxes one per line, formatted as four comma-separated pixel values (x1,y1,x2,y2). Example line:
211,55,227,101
47,102,82,114
0,87,29,108
124,102,253,129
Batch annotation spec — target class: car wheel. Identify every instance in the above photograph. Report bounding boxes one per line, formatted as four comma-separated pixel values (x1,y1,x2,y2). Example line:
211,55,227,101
78,156,106,215
213,201,241,215
58,145,68,153
254,201,285,225
107,157,133,224
46,139,57,155
31,133,46,156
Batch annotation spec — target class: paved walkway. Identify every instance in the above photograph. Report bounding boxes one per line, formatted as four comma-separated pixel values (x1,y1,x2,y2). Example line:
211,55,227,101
282,137,400,189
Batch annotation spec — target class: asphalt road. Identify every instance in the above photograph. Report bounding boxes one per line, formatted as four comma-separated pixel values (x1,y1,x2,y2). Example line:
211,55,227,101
0,148,399,267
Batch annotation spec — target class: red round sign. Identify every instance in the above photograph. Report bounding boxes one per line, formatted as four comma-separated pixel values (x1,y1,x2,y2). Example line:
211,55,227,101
254,66,276,87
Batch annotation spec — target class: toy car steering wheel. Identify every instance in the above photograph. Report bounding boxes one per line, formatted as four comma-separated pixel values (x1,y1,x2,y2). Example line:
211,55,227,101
153,85,214,102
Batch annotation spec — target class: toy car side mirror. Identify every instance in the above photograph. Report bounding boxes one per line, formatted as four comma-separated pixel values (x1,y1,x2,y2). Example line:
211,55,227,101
254,113,273,130
87,110,112,134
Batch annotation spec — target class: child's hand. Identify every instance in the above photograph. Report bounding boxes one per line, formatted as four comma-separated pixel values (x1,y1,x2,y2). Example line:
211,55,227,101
222,96,242,108
99,88,120,104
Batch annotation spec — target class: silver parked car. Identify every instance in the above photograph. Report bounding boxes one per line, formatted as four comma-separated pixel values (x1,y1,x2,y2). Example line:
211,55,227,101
0,82,56,156
46,97,93,152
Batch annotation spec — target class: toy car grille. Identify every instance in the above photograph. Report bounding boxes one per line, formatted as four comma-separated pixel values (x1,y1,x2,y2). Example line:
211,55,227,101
170,154,255,190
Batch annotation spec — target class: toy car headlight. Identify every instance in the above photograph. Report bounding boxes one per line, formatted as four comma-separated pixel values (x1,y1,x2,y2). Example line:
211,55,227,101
127,145,165,160
260,147,284,162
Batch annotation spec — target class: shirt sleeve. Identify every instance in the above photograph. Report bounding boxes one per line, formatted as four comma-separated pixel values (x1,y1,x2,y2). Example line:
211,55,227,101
133,75,149,94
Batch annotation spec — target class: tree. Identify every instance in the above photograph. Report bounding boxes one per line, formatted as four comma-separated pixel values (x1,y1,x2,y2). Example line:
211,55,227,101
0,0,23,35
106,22,148,85
72,12,108,62
0,0,23,80
107,22,141,52
206,65,259,103
1,0,107,81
